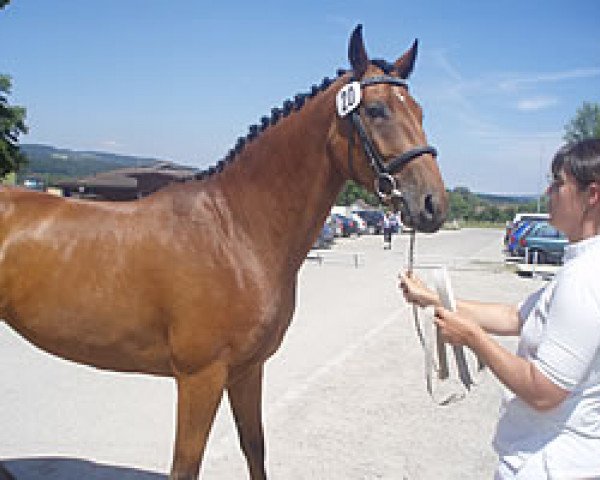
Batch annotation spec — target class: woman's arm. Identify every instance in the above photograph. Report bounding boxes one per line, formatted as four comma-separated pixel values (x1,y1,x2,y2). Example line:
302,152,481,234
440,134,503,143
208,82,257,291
435,307,569,411
455,300,521,336
398,272,521,336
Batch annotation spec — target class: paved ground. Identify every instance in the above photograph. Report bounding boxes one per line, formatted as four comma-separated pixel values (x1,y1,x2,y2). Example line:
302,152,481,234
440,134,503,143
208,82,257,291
0,228,546,479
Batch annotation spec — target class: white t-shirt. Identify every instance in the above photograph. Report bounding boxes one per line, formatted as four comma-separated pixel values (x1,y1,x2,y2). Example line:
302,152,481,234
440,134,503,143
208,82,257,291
493,234,600,478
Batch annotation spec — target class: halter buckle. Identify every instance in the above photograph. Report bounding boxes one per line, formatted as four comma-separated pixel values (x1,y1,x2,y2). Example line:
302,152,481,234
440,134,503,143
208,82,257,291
375,173,403,202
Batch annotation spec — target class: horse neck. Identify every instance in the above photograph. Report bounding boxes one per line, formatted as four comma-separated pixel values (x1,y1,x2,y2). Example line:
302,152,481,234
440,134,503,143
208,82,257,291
202,85,346,274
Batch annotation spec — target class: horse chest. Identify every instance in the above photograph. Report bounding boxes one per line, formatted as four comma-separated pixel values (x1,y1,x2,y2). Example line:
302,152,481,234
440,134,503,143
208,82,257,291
251,309,295,362
227,283,297,368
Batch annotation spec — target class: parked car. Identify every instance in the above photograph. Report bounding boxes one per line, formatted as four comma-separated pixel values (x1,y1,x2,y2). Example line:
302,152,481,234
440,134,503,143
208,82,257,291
312,222,335,249
330,213,358,237
23,177,45,191
354,210,384,234
514,221,567,264
507,220,536,255
349,213,368,235
327,215,343,237
504,213,549,247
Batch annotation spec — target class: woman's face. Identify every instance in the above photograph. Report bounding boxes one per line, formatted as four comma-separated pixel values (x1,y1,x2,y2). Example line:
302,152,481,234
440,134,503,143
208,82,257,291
546,168,588,242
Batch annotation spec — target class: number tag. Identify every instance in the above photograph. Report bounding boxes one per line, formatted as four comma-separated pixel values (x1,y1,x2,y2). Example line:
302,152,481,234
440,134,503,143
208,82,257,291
336,82,361,117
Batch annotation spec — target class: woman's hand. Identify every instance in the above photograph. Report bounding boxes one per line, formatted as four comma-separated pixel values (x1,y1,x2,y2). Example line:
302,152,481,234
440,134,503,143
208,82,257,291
434,307,568,411
433,306,479,347
398,271,439,308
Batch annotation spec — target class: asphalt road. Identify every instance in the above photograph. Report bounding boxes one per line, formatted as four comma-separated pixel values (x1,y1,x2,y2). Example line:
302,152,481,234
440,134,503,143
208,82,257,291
0,228,546,479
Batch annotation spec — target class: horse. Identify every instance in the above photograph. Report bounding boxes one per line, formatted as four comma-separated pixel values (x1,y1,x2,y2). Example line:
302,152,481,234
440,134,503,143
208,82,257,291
0,25,447,479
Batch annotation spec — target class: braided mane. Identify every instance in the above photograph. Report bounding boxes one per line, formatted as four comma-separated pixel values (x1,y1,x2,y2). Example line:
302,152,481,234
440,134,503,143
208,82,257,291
190,68,346,181
191,59,392,181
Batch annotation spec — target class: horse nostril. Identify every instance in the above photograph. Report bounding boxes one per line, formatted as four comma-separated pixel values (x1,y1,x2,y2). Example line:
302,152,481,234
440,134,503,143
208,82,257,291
424,194,435,219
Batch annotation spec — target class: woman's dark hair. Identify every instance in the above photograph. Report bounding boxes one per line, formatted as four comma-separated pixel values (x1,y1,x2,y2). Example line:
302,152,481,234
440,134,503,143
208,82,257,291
552,139,600,189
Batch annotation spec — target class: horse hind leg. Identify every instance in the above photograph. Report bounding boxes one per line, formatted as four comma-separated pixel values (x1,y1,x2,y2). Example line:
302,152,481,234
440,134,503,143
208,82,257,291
227,363,267,480
170,361,227,480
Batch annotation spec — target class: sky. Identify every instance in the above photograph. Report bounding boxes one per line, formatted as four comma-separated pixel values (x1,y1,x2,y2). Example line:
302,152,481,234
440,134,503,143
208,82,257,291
1,1,599,194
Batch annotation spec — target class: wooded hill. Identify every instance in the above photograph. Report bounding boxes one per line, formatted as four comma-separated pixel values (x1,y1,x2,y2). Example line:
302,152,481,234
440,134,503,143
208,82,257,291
18,144,169,183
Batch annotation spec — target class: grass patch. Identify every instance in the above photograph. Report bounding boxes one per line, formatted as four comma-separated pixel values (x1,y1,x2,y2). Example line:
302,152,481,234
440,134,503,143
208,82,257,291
446,220,505,229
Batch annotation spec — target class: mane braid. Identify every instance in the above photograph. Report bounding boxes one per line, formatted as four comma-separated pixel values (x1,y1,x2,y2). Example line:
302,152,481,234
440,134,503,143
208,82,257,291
192,68,349,181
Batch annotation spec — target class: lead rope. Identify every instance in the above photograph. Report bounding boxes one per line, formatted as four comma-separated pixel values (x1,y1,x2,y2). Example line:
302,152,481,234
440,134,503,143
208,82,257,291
407,231,434,396
407,230,467,406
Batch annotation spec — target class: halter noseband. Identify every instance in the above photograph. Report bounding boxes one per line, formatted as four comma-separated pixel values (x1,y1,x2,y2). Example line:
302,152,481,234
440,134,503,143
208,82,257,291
337,75,438,202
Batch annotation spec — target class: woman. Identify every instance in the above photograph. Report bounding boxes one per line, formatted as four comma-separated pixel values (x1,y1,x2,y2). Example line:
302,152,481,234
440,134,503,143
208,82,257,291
399,139,600,479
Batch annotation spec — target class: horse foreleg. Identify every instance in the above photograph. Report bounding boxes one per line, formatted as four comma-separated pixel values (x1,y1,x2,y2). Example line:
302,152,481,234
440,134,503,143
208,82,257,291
170,362,227,480
227,363,267,480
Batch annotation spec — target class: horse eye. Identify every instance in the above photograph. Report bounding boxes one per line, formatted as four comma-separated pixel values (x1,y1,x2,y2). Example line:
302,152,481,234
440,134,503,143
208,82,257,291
365,102,388,119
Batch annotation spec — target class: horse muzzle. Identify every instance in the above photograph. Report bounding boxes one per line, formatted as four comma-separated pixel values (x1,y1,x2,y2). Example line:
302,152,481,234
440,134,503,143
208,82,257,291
391,189,447,233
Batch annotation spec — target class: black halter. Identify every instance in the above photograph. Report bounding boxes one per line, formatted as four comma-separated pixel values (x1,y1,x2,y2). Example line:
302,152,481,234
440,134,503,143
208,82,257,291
346,75,438,201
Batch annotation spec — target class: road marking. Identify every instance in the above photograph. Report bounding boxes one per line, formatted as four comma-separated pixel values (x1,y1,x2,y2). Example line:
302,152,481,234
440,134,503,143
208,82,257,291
208,308,402,459
268,308,400,415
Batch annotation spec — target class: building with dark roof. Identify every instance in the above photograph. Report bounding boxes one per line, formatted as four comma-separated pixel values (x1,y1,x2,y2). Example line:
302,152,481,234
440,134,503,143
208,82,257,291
55,162,198,201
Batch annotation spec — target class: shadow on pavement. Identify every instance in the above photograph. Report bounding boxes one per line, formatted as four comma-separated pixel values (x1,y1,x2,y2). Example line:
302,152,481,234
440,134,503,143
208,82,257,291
1,458,166,479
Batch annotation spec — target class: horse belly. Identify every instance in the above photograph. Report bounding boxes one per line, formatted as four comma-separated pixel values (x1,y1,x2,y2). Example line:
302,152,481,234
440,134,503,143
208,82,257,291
3,297,173,376
9,318,173,375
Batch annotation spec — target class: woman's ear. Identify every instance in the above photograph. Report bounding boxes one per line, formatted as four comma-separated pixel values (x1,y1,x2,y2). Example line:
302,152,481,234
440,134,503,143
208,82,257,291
586,181,600,207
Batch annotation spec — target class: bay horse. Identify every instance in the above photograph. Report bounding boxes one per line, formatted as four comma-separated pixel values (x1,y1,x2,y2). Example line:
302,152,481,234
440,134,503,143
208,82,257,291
0,26,447,479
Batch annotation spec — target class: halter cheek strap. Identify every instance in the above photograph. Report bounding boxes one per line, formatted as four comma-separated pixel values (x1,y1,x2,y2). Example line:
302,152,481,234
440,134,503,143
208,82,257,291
342,75,437,201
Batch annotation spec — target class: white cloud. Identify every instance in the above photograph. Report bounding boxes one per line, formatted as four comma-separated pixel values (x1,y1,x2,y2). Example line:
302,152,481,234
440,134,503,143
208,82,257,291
428,50,600,98
420,50,581,192
516,96,559,111
499,68,600,91
100,140,122,148
430,48,464,83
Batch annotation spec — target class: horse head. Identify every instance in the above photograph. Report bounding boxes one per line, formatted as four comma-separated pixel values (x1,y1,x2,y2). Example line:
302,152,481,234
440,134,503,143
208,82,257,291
331,25,448,233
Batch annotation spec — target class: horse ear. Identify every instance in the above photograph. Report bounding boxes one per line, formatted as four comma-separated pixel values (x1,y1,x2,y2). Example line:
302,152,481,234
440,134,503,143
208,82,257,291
394,39,418,79
348,24,369,78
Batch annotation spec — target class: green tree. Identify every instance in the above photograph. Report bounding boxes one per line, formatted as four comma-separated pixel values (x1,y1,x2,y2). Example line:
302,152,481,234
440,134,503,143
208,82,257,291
336,180,378,206
0,75,28,176
446,186,543,224
564,102,600,144
1,0,28,177
448,186,476,220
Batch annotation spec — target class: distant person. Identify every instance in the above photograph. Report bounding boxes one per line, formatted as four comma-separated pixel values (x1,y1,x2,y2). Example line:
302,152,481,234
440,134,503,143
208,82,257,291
400,139,600,479
394,212,403,233
383,211,393,249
